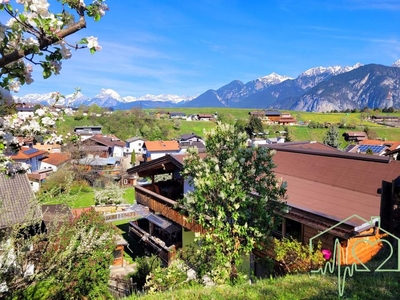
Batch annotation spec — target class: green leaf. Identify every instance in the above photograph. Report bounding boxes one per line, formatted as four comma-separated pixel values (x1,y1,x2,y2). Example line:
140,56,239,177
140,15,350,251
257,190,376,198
78,38,88,45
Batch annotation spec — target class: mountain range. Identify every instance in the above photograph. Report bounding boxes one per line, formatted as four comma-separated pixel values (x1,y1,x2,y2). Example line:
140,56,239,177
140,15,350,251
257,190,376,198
14,60,400,112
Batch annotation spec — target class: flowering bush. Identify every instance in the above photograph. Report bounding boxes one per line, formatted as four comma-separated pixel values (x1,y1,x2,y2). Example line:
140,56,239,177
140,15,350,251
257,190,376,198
0,103,68,174
0,1,108,175
274,237,327,274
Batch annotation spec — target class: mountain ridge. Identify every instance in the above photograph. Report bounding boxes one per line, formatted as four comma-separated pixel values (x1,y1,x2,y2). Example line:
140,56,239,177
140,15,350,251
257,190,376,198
13,60,400,112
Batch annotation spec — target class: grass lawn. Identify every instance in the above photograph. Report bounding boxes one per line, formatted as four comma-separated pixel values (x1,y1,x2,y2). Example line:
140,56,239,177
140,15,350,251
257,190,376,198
42,187,136,209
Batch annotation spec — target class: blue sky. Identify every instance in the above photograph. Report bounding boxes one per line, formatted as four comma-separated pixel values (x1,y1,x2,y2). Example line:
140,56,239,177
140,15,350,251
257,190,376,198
12,0,400,98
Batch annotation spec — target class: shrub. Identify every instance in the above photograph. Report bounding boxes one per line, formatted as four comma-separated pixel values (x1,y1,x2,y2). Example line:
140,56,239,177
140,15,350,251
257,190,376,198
274,237,326,274
144,258,190,294
129,255,162,292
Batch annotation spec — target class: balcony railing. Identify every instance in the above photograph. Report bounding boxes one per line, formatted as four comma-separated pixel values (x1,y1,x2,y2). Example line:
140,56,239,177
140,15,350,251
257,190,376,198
135,185,204,233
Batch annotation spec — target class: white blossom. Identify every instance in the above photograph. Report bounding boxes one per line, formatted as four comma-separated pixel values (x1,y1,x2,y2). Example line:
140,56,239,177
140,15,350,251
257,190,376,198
86,36,102,51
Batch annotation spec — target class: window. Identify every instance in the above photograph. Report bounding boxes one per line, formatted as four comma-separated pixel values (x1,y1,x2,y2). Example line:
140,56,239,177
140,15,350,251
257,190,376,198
285,219,302,241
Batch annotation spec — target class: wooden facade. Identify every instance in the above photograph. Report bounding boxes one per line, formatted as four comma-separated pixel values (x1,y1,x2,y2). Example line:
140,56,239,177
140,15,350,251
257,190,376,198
135,186,205,233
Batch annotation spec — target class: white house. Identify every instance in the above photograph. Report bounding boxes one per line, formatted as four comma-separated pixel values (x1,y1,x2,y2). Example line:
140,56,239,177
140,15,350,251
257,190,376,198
125,136,146,156
40,152,71,172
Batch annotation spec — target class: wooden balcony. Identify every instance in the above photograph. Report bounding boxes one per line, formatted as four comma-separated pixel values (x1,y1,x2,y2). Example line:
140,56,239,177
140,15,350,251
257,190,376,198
128,221,177,265
135,185,205,233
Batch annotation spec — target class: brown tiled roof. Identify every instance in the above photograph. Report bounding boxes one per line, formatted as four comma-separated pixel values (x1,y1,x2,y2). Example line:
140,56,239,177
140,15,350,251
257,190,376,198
266,141,340,152
41,152,71,166
144,140,180,152
0,173,42,229
197,114,214,118
89,134,125,147
345,131,367,137
9,147,47,160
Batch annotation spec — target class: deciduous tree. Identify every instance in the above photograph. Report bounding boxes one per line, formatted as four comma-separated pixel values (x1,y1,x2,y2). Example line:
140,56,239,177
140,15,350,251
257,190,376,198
180,123,288,282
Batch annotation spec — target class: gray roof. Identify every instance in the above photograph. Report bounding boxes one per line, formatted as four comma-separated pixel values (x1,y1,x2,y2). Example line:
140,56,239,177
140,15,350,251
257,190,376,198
0,173,42,229
126,136,144,143
78,157,121,166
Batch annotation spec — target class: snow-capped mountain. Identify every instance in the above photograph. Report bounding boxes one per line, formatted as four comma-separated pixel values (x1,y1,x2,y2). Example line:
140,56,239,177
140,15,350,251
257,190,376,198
392,60,400,68
14,89,194,108
295,63,363,90
124,94,193,103
12,60,400,112
258,72,293,85
185,63,364,108
288,63,400,111
14,92,59,105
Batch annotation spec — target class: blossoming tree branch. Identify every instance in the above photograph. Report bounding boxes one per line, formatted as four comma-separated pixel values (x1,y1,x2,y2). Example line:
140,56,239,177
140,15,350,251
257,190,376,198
0,0,107,92
0,0,108,174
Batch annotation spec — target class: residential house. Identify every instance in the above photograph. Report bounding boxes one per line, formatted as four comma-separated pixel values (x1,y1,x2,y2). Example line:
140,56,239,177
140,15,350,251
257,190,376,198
27,169,53,192
33,143,61,153
168,112,186,119
178,133,206,153
15,104,35,120
155,111,169,119
371,115,399,123
126,142,400,271
76,156,121,187
264,110,282,123
142,140,181,162
84,134,125,158
8,147,48,172
344,139,400,157
248,111,266,119
40,152,71,172
125,136,146,156
359,139,400,151
278,116,297,125
196,114,215,121
73,126,102,141
343,131,368,142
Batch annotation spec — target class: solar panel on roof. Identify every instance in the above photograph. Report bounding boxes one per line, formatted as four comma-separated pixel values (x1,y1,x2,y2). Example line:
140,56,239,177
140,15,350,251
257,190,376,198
358,145,385,153
23,148,39,155
146,214,168,227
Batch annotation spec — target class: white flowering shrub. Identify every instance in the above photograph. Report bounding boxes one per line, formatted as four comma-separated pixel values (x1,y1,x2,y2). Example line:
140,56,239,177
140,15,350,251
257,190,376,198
0,0,107,175
94,183,125,205
0,104,68,174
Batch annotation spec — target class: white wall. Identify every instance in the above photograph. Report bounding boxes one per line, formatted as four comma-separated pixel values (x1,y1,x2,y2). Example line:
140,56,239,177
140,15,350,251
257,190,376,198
112,146,124,158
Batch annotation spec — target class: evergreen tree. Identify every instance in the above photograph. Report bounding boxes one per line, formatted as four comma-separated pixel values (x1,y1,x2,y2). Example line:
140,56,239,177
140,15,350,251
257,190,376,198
323,126,340,148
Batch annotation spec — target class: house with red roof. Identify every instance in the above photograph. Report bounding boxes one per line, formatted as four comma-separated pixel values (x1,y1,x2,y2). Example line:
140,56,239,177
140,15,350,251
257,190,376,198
142,140,181,162
8,146,48,172
83,134,125,158
40,152,71,172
